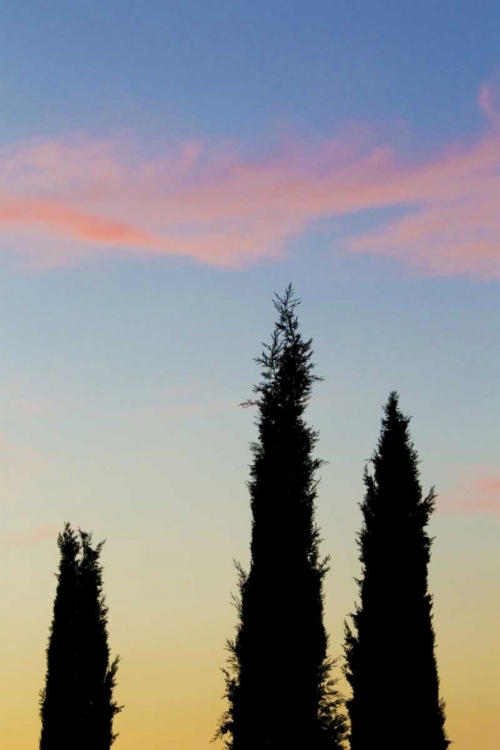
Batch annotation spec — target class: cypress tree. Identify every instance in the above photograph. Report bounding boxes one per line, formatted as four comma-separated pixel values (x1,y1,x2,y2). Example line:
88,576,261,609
77,531,122,749
344,392,450,750
215,285,346,750
40,525,122,750
39,523,80,750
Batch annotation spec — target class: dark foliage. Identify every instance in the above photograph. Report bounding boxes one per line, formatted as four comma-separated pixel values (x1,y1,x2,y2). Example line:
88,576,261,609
215,285,346,750
344,392,450,750
39,523,80,750
76,531,122,749
39,524,122,750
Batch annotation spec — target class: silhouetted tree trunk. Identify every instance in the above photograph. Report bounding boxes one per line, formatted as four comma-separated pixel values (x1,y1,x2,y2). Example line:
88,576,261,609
40,525,122,750
344,392,450,750
215,285,346,750
39,523,80,750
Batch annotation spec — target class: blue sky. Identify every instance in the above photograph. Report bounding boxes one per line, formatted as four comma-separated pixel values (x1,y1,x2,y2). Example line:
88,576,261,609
1,0,498,143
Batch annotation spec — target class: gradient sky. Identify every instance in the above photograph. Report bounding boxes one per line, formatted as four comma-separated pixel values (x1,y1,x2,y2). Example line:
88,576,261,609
0,2,499,748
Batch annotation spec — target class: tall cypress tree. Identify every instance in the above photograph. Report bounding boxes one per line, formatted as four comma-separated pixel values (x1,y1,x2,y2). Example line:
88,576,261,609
77,531,122,750
215,286,346,750
40,525,122,750
344,392,450,750
40,523,80,750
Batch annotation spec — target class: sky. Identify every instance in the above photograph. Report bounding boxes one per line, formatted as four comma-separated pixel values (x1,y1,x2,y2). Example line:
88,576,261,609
0,1,499,748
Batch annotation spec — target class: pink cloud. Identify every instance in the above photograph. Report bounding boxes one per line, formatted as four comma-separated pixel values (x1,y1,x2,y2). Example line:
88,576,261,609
0,198,159,246
157,386,200,398
0,85,499,276
9,397,50,417
438,468,500,515
478,81,500,121
6,525,60,548
0,430,53,475
141,399,237,418
0,382,51,417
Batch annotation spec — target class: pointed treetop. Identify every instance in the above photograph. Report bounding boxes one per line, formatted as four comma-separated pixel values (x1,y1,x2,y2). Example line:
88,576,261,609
242,284,321,409
385,390,399,412
273,282,300,314
382,391,408,423
57,522,80,556
378,391,414,447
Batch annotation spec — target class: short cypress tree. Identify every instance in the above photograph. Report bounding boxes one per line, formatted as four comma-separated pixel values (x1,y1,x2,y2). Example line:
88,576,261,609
39,523,80,750
40,525,121,750
344,392,450,750
215,286,346,750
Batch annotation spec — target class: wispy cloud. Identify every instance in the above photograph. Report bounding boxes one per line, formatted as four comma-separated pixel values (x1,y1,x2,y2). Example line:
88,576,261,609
0,82,499,277
0,430,52,475
8,397,50,417
156,385,200,398
438,466,500,516
141,399,237,418
6,524,60,548
478,77,500,122
0,382,51,418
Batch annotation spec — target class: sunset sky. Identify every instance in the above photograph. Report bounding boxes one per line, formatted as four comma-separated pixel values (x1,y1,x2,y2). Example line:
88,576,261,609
0,2,499,748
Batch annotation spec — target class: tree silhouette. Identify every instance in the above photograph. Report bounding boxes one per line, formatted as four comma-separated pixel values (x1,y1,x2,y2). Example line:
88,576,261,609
344,392,450,750
39,523,80,750
40,524,122,750
215,285,346,750
76,531,122,749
